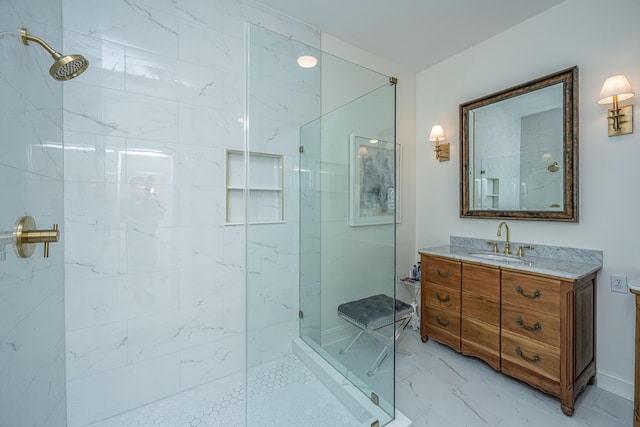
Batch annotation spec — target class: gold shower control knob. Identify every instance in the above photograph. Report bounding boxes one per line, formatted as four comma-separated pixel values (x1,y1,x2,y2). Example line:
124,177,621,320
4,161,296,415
14,216,59,258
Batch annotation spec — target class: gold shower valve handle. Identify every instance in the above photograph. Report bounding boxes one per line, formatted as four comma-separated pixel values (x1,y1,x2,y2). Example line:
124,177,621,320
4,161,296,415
14,216,59,258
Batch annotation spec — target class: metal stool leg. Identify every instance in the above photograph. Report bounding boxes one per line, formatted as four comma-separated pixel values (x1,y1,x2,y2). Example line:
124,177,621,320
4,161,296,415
367,314,412,374
339,330,365,354
368,346,391,376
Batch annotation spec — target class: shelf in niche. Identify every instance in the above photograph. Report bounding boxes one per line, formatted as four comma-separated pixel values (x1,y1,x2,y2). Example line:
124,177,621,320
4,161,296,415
226,150,284,224
225,220,287,226
482,177,499,210
227,186,283,191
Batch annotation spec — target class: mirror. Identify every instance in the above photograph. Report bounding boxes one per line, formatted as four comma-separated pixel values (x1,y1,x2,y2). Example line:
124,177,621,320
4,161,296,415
460,67,578,221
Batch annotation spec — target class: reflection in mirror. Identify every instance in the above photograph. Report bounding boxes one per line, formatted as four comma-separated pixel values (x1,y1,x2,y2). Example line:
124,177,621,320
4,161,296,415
460,67,578,221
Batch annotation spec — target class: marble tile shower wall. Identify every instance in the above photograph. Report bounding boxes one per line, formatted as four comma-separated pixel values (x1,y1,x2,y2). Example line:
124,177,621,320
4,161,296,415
519,109,563,210
60,1,319,425
245,26,320,369
473,108,520,209
472,105,563,211
1,1,67,426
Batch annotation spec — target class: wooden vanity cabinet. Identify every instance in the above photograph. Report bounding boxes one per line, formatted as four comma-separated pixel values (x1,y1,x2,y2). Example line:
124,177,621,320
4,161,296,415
500,269,596,416
500,271,562,392
420,255,461,351
461,262,501,370
419,253,597,416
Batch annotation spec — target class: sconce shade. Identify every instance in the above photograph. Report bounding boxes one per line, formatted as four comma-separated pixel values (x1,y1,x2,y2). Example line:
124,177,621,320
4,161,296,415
597,74,635,104
429,125,446,141
428,124,449,161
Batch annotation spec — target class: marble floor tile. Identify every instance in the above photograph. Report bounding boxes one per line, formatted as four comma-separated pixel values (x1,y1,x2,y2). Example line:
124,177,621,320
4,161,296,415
396,330,633,427
88,354,362,427
86,329,633,427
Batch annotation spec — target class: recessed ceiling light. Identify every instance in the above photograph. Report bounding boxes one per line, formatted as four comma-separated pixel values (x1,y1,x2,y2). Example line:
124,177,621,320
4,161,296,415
297,55,318,68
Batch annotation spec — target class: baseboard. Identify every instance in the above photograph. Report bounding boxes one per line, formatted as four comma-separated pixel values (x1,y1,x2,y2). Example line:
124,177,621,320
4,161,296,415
596,370,634,401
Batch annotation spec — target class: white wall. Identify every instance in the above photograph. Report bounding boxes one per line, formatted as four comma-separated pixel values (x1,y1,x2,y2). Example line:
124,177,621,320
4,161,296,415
416,0,640,400
318,85,397,334
322,33,418,298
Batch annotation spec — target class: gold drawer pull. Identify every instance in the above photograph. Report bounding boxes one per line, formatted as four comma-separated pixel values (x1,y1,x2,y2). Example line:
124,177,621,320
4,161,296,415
435,315,450,327
515,285,541,299
435,292,451,303
515,347,540,364
515,316,541,332
436,268,451,278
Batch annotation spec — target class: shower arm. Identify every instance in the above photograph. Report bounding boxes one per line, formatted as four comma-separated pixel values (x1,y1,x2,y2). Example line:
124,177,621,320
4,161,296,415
20,28,62,59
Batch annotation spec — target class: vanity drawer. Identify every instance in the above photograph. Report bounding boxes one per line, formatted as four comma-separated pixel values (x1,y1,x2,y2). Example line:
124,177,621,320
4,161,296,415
461,291,499,326
501,329,560,385
461,316,500,370
502,271,560,314
424,305,461,352
462,262,500,299
423,282,460,312
501,303,560,347
423,255,461,290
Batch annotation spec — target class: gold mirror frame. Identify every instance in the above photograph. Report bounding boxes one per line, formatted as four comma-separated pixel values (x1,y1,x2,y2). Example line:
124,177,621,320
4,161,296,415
460,66,578,222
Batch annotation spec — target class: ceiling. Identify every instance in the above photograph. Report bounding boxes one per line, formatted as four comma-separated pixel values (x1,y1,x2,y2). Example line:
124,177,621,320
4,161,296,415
254,0,567,72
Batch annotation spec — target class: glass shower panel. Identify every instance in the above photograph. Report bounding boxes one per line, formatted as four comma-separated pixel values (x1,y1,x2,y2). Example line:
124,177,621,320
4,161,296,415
247,23,396,426
299,82,397,422
247,21,398,425
246,24,322,425
0,3,66,425
299,119,322,345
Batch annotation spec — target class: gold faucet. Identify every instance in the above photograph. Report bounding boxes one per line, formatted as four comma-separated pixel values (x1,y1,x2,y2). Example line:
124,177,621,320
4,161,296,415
497,221,511,255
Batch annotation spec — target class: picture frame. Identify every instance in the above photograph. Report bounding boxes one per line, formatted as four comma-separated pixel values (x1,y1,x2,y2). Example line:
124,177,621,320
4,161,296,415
349,134,401,226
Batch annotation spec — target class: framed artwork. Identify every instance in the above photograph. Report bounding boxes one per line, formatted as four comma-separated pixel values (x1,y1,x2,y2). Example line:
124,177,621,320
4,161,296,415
349,134,401,226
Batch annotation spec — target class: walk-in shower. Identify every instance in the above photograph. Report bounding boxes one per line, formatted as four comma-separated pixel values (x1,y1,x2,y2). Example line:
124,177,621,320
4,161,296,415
2,1,402,425
20,27,88,80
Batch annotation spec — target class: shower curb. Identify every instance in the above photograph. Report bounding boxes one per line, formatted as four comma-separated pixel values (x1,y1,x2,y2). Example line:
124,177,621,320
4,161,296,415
293,337,412,426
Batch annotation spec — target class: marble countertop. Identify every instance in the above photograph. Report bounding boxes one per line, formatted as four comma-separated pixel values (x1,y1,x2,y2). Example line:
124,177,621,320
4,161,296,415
418,244,602,280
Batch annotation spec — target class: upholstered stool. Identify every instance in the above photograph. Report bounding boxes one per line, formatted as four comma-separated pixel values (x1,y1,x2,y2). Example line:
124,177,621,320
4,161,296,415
337,294,414,376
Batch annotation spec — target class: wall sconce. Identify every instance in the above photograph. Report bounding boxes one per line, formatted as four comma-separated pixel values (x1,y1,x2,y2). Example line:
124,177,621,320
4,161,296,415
429,125,450,161
597,74,635,136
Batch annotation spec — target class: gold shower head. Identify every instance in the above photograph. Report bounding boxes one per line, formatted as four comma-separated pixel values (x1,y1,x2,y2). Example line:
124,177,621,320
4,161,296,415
20,27,89,81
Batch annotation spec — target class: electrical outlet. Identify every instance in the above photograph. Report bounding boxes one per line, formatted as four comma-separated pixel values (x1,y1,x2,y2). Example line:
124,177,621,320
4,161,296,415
610,274,628,294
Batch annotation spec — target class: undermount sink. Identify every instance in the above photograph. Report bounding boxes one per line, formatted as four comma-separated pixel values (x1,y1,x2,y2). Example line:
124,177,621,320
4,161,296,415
468,252,530,264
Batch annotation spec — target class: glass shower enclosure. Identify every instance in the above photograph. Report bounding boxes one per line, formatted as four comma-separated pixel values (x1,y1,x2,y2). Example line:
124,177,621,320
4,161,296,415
1,13,396,425
247,24,397,425
0,3,67,425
